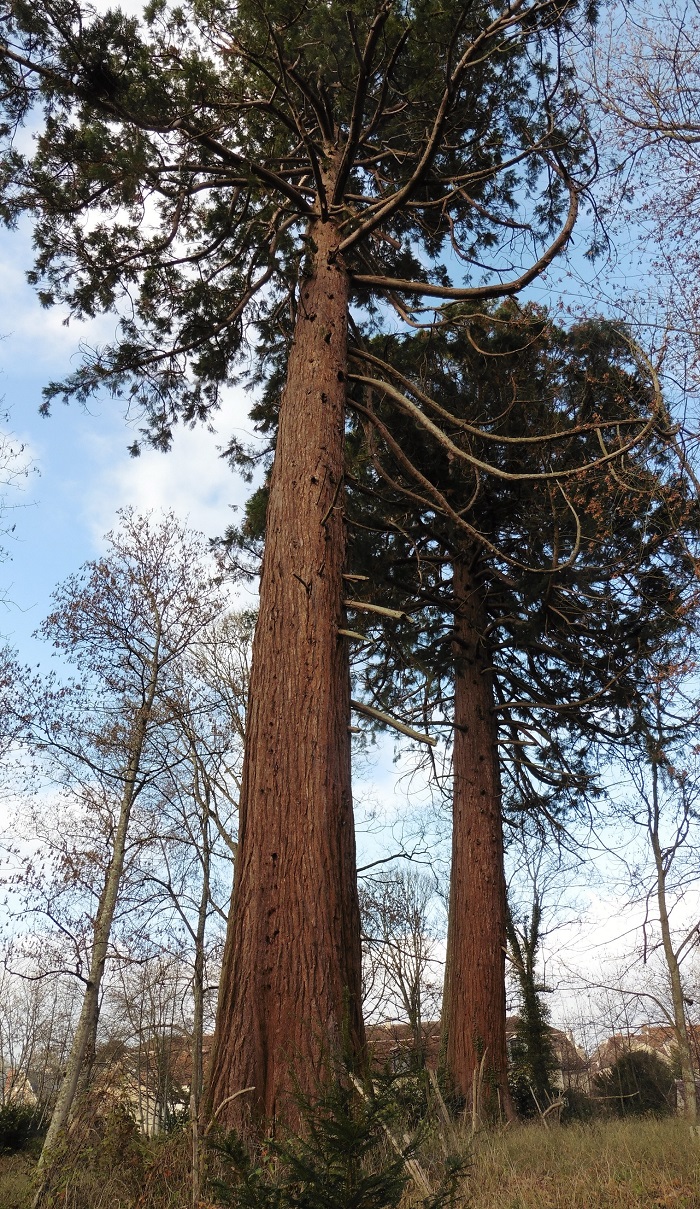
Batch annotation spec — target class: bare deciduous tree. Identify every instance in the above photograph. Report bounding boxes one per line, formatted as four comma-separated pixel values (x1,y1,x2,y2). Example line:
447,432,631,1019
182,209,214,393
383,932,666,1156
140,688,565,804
617,683,700,1123
361,867,443,1070
586,2,700,378
14,510,225,1200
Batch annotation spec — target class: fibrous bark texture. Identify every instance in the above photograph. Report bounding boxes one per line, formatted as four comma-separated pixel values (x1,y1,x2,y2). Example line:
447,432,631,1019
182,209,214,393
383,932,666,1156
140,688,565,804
207,220,365,1128
441,554,510,1119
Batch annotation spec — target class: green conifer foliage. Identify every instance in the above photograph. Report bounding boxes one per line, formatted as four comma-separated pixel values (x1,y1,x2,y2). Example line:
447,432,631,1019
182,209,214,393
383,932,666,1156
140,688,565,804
0,0,586,443
211,1076,467,1209
342,305,700,817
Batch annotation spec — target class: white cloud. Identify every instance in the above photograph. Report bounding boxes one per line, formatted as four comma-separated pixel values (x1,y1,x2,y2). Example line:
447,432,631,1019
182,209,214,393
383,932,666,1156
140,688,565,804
0,224,117,368
0,230,264,552
83,400,257,545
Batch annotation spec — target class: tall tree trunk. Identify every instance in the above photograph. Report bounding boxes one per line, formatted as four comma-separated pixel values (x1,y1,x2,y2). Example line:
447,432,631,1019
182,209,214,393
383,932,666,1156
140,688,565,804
441,552,512,1121
650,762,697,1122
190,769,210,1209
207,216,365,1129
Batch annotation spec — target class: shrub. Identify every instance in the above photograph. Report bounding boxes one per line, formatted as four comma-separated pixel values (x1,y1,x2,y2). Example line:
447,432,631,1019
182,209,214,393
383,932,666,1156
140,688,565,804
593,1050,674,1117
0,1104,43,1153
39,1104,148,1207
559,1088,599,1124
211,1079,410,1209
210,1073,469,1209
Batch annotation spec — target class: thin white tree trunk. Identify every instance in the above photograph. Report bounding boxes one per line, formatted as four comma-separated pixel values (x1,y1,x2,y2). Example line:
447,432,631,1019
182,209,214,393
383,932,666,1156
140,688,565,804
34,643,161,1205
650,761,697,1122
189,775,210,1209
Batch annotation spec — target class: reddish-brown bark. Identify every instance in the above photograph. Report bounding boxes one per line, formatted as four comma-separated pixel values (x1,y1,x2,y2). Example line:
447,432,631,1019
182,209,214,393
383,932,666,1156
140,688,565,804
207,217,365,1128
441,553,511,1120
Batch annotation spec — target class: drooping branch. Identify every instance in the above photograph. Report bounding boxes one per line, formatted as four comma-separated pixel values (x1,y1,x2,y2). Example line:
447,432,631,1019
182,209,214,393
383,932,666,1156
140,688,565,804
352,345,652,445
349,174,579,296
349,372,658,483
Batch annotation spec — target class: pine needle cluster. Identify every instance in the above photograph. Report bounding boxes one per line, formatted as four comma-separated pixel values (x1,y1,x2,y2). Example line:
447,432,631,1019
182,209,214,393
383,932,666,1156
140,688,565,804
210,1074,469,1209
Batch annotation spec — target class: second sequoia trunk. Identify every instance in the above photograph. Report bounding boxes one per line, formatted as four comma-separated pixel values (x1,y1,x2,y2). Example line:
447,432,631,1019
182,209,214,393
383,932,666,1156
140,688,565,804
441,552,511,1119
207,218,365,1128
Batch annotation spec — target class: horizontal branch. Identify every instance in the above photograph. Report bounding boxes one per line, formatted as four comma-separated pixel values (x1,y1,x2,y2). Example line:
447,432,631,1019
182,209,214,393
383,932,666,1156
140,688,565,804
344,599,407,620
351,699,437,746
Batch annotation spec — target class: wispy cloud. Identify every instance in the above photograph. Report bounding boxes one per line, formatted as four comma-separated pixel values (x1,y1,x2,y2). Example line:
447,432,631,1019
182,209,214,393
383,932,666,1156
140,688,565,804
84,401,257,546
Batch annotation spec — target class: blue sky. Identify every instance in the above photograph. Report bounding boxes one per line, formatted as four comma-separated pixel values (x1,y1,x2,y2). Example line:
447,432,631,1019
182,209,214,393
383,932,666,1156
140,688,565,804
0,221,259,661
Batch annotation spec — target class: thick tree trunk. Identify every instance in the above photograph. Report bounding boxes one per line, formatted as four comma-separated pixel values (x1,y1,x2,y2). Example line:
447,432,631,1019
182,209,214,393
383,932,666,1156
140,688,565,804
207,217,365,1129
441,553,512,1121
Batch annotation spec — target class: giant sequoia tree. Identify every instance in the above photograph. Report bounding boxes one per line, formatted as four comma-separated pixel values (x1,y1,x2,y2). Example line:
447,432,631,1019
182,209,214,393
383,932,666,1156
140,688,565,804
0,0,591,1123
338,308,699,1112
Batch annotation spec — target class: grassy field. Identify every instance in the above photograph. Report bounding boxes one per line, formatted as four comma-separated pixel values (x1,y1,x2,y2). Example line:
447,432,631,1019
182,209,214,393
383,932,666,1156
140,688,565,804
2,1117,700,1207
463,1118,700,1209
0,1151,35,1209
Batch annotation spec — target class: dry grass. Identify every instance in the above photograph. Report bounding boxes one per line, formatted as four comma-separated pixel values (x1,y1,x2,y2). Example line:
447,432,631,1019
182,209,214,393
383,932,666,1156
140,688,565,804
4,1116,700,1207
0,1118,192,1209
0,1152,35,1209
464,1118,700,1209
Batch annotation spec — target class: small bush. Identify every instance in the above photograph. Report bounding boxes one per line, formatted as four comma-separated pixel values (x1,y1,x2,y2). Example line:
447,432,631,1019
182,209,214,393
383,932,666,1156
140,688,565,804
211,1079,410,1209
382,1070,431,1129
593,1050,674,1117
0,1104,43,1154
40,1104,149,1207
559,1088,599,1124
210,1073,469,1209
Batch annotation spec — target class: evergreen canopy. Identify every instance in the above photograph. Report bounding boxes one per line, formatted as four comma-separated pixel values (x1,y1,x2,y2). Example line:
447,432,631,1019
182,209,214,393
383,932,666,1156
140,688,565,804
1,0,587,448
337,308,700,818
